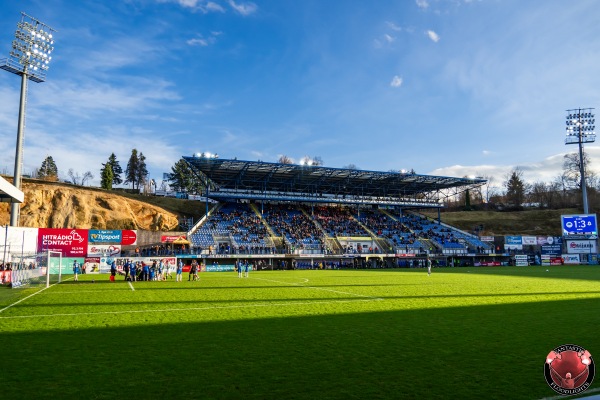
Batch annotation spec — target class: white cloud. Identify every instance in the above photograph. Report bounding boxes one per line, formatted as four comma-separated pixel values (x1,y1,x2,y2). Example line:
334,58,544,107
482,150,492,156
416,0,429,9
165,0,226,13
384,34,395,43
390,75,403,88
187,38,209,46
386,22,402,32
426,30,440,42
187,31,221,47
228,0,257,16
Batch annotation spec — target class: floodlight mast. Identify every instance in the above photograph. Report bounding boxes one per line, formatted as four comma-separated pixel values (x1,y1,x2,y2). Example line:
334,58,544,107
0,12,56,226
565,107,596,214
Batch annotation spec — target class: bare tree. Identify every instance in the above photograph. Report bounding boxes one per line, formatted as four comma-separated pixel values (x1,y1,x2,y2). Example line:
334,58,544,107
81,171,94,186
278,155,294,164
67,168,81,185
343,164,359,170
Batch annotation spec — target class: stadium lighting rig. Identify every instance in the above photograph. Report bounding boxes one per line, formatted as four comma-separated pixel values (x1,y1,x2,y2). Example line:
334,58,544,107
565,108,596,214
1,12,56,226
194,152,219,159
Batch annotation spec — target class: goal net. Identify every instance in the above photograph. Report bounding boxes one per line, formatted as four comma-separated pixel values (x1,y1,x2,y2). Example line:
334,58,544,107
8,250,63,288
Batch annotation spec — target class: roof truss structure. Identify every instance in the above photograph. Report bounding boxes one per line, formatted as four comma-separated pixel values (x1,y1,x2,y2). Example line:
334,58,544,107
183,157,486,208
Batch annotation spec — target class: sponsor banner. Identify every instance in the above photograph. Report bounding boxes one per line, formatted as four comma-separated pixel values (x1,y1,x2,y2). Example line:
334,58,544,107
0,270,11,283
505,236,522,245
161,235,186,243
206,265,235,272
541,255,565,265
522,236,537,245
84,257,102,274
89,230,122,243
505,236,522,250
479,236,494,242
38,228,89,257
515,254,529,266
566,240,598,254
563,254,581,264
475,261,501,266
541,245,562,255
537,236,562,246
87,244,121,257
121,230,137,246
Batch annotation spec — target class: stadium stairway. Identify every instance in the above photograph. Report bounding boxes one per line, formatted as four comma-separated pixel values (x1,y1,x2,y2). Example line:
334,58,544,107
350,214,392,254
299,206,343,254
249,202,285,251
188,202,222,236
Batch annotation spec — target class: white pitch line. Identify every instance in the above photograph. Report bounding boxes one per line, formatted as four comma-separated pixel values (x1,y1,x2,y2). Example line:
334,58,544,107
0,277,73,314
128,281,135,291
250,277,383,300
0,298,380,320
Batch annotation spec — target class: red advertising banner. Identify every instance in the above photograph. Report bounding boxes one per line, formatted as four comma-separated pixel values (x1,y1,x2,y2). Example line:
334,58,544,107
38,228,89,257
121,230,137,246
161,235,186,243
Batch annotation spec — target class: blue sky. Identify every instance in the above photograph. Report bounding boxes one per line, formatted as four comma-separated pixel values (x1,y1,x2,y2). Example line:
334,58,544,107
0,0,600,192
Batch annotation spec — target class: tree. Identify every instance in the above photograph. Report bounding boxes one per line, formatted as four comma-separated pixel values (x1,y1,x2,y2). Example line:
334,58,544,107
562,152,590,190
504,168,526,207
136,152,148,190
38,156,58,181
107,153,123,185
125,149,139,190
67,169,94,185
278,155,294,164
100,163,114,190
169,158,204,193
343,164,359,170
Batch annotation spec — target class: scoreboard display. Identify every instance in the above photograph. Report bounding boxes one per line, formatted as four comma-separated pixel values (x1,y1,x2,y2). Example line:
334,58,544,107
561,214,598,236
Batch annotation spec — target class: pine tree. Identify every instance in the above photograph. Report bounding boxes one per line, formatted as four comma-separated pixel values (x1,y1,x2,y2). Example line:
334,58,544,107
38,156,59,181
505,168,526,207
125,149,139,190
169,158,193,192
136,152,148,190
107,153,123,185
100,163,114,190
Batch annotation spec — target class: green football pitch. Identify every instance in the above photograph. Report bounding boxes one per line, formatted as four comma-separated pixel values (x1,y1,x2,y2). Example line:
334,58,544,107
1,266,599,400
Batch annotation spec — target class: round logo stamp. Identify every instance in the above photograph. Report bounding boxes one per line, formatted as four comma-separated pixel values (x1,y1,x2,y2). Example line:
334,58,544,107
544,344,594,395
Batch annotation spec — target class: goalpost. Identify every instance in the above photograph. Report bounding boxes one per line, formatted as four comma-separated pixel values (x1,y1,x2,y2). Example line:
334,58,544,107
9,250,62,288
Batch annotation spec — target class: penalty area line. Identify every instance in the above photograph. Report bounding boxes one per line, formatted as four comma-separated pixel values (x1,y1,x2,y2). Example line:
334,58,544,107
0,277,73,314
128,281,135,291
0,298,381,320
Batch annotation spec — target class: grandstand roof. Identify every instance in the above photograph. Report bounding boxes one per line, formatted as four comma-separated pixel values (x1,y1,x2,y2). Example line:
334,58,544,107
0,176,24,203
183,157,486,207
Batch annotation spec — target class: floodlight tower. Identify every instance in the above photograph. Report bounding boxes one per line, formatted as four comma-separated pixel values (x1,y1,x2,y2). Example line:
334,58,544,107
565,108,596,214
0,12,56,226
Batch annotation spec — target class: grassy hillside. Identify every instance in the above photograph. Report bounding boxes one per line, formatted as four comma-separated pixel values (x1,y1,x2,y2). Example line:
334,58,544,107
422,208,581,236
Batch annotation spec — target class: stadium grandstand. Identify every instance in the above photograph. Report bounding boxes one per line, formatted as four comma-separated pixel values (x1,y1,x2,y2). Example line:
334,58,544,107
180,156,492,269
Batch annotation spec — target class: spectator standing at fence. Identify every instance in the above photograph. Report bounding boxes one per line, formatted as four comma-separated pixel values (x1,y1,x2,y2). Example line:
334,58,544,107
73,260,80,282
